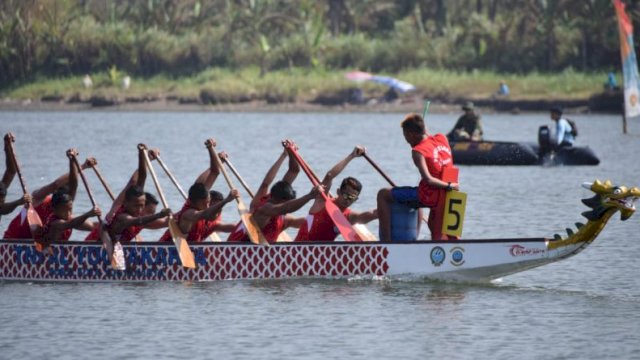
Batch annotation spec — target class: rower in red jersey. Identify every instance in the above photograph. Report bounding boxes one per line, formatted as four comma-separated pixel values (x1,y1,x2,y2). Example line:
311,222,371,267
40,149,101,242
106,144,170,243
3,144,94,239
294,146,377,242
84,145,164,242
159,138,238,242
0,133,31,222
228,140,322,243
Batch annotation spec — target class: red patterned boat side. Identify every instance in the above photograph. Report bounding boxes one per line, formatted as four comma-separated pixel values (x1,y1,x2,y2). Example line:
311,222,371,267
0,241,390,282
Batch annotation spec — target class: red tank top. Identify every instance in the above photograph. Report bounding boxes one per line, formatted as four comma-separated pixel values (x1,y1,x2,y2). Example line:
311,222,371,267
158,201,220,242
412,134,453,207
42,213,72,242
3,195,53,239
227,195,284,243
85,212,115,241
107,205,143,243
294,201,352,241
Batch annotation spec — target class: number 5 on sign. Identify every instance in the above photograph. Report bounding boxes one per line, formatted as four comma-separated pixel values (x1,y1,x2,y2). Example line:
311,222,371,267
442,191,467,237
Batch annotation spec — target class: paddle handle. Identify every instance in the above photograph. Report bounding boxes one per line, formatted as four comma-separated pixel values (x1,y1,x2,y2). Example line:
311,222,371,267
71,156,104,225
143,150,170,209
156,156,188,200
211,146,243,206
284,145,330,202
223,156,255,199
91,165,116,201
422,100,431,119
7,138,30,196
363,153,397,187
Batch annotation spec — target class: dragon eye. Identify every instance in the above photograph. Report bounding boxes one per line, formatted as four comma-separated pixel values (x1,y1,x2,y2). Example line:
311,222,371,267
613,188,622,195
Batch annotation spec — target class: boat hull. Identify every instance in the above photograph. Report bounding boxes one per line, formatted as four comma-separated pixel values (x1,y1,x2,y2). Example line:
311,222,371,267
451,141,600,166
0,238,586,283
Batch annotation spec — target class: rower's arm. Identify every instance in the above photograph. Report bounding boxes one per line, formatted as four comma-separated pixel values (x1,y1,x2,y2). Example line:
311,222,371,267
2,134,16,188
348,209,378,224
184,190,237,223
32,173,70,206
282,148,300,185
0,194,30,215
112,209,169,234
213,222,237,233
321,146,364,189
412,151,458,190
198,139,220,190
136,144,148,189
285,215,305,229
257,186,321,217
143,217,169,229
66,149,79,200
253,151,287,208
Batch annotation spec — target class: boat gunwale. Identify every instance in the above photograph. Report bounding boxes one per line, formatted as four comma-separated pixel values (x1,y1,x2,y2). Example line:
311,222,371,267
0,238,550,246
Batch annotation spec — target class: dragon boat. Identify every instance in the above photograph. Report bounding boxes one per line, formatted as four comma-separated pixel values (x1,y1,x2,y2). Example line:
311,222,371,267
0,180,636,283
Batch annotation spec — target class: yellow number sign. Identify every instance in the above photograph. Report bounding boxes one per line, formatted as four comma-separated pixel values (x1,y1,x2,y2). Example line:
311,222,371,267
442,190,467,237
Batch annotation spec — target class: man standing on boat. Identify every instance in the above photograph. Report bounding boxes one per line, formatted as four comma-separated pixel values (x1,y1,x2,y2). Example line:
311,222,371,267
41,149,101,242
3,146,95,239
106,144,170,243
158,139,239,242
0,133,31,222
377,113,459,241
293,146,377,241
550,106,575,149
447,101,483,142
227,141,321,243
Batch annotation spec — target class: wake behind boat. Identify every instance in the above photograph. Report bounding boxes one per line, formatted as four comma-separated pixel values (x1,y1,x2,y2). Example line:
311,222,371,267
1,180,636,283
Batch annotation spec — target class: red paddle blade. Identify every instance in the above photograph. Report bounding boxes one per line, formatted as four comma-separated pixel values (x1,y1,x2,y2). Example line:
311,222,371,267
324,199,362,242
26,206,48,252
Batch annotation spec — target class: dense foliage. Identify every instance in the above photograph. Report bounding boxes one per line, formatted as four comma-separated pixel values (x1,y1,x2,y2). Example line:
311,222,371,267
0,0,634,88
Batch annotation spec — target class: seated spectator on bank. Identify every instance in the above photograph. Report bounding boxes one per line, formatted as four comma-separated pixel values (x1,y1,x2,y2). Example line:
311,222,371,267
497,80,510,96
604,72,618,91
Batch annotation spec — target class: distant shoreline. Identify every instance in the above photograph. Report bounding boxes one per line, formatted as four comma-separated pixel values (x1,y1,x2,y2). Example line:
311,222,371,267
0,94,622,115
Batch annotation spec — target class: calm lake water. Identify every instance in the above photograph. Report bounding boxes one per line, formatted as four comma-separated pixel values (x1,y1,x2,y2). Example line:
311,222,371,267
1,111,639,359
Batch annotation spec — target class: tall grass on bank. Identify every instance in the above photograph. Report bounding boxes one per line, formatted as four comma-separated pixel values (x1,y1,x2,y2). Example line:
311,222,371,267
3,67,610,103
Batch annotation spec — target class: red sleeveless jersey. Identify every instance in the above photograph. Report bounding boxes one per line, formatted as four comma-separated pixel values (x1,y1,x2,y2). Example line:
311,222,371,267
42,213,72,242
107,205,143,243
412,134,453,207
3,195,53,239
294,201,352,241
159,201,222,242
228,195,284,243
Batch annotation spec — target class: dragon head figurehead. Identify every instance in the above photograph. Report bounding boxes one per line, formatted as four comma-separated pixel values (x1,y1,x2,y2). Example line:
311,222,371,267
581,179,639,221
548,179,638,250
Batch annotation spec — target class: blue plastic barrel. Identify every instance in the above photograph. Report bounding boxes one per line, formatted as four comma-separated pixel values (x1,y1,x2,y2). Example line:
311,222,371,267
386,202,419,241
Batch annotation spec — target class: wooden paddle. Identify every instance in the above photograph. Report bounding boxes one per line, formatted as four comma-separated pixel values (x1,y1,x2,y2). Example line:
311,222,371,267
154,154,222,242
284,144,361,242
142,150,196,268
363,152,429,227
221,152,293,242
90,164,116,200
211,144,268,246
70,153,125,270
292,148,377,241
7,135,44,251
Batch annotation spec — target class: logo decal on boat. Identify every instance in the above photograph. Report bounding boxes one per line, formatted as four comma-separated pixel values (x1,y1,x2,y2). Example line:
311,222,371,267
449,247,465,266
430,246,445,266
509,244,545,257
